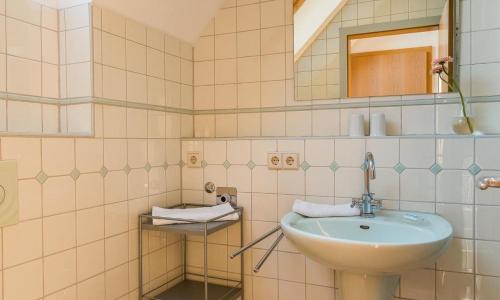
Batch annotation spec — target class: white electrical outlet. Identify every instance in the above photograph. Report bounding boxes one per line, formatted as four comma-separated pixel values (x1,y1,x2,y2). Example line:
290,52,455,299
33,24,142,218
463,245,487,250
187,151,202,168
282,153,299,169
267,153,282,169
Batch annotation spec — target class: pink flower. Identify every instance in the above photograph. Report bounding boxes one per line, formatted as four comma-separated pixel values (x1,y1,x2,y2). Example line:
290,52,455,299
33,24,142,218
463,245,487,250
432,65,444,74
433,56,454,65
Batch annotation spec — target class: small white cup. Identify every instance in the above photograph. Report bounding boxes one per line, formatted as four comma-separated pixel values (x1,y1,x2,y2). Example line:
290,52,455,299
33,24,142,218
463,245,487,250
349,114,365,137
370,113,386,136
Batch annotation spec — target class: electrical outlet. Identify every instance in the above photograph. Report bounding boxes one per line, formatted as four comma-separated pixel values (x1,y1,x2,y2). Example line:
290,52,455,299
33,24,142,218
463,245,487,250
187,151,202,168
267,153,282,169
282,153,299,169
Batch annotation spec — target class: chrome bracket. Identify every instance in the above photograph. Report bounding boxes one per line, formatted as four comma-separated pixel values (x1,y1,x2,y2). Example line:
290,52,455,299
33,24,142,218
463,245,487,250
478,177,500,190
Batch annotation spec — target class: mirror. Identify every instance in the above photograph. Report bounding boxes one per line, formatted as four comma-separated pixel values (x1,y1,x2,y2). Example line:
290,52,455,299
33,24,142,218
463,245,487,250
293,0,458,100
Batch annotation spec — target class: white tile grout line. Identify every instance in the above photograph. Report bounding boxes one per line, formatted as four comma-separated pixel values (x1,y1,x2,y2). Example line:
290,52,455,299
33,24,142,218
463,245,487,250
471,133,477,297
56,5,63,134
92,7,113,296
39,137,45,298
89,3,95,103
63,10,69,130
124,5,133,294
40,7,44,134
3,4,6,133
39,7,46,298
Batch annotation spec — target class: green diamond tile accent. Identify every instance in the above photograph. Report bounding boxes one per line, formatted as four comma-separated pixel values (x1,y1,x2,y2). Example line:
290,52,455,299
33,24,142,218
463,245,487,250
393,162,406,174
360,162,368,171
329,161,339,172
201,160,208,168
123,164,131,175
300,161,311,171
99,166,108,177
35,171,48,184
70,168,80,181
468,163,481,176
430,163,443,175
247,160,256,170
223,160,231,169
144,163,152,172
179,160,185,168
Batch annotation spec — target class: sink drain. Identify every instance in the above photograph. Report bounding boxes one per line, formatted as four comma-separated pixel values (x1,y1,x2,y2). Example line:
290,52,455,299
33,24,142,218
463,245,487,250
360,225,370,230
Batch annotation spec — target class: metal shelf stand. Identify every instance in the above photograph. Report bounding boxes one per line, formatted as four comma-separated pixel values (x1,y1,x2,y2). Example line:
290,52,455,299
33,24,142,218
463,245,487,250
139,203,244,300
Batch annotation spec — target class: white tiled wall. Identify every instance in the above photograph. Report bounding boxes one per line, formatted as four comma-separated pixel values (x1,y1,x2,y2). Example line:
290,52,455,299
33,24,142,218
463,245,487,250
181,135,500,299
92,6,194,111
0,0,90,100
193,0,295,136
465,0,500,97
59,3,92,99
2,0,57,97
91,5,194,139
2,0,500,299
0,0,94,135
0,1,195,136
192,0,500,137
199,97,498,137
460,0,500,134
0,102,185,299
184,0,500,299
0,1,189,299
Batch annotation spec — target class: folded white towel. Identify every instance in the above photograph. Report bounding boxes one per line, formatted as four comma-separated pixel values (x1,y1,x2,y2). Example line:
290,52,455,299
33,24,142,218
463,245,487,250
292,199,360,217
152,203,239,225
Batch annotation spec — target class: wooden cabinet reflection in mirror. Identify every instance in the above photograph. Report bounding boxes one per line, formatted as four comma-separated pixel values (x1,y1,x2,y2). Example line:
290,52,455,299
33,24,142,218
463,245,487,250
347,27,436,98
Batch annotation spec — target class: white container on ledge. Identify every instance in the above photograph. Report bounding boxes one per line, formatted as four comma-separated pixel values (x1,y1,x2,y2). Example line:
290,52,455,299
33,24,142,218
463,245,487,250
370,113,386,137
349,114,365,137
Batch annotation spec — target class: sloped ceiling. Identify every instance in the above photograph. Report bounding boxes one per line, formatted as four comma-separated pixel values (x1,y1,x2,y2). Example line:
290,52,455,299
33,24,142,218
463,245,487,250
93,0,225,44
45,0,224,44
294,0,348,60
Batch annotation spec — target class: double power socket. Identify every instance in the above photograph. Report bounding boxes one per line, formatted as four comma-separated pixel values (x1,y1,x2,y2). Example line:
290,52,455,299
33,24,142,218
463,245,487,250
267,153,299,170
186,150,300,170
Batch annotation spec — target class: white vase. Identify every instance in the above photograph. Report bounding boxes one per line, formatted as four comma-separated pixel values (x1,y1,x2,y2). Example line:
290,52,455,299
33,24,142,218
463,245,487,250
452,116,474,135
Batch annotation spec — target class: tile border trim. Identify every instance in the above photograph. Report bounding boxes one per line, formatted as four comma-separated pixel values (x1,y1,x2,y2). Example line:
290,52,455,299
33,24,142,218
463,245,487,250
1,92,500,116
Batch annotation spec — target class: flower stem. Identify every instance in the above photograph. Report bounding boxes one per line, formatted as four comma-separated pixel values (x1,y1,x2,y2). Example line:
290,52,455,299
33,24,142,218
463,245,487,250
439,68,474,133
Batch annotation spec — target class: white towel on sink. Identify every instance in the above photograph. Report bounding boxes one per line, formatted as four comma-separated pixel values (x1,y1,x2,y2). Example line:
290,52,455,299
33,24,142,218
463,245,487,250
292,199,360,218
152,203,239,225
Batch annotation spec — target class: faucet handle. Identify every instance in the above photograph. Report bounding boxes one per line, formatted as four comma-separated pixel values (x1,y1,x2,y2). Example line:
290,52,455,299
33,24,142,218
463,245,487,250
370,198,383,209
350,198,363,209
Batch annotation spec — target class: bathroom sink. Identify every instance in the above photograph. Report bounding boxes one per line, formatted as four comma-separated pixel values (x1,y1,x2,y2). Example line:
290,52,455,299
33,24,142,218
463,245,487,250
280,210,453,300
281,210,452,273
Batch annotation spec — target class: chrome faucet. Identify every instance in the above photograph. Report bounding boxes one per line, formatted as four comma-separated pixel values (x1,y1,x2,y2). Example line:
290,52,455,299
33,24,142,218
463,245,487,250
351,152,381,217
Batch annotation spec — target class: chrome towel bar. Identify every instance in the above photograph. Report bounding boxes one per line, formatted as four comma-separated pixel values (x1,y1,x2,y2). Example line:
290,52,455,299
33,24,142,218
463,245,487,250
230,225,281,259
230,225,283,273
254,232,284,273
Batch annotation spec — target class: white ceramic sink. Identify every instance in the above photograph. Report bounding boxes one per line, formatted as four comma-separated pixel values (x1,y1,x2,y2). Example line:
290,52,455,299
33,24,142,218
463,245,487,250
281,210,453,300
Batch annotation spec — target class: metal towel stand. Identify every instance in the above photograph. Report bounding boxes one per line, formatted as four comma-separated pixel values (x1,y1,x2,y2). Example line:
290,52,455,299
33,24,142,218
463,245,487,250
230,225,283,273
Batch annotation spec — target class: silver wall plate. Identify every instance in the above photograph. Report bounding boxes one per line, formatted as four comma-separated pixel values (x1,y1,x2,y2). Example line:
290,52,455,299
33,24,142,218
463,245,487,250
216,187,237,207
